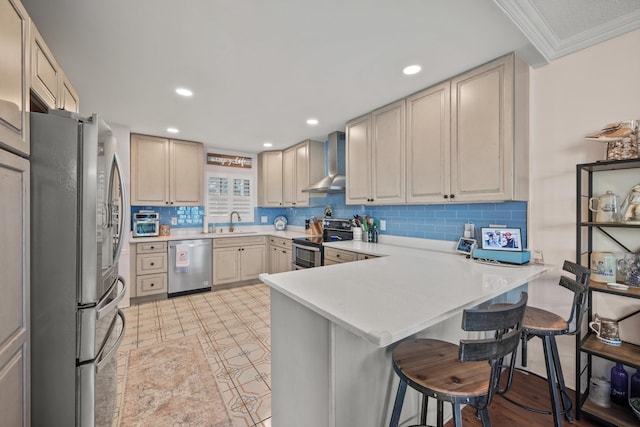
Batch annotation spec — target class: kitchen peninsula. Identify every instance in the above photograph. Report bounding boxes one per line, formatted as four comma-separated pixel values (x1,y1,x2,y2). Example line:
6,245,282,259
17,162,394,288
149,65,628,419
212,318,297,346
260,242,548,427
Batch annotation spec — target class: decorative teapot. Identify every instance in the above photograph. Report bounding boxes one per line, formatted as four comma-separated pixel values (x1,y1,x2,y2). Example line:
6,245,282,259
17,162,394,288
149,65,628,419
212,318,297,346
589,190,620,222
617,252,640,286
620,184,640,223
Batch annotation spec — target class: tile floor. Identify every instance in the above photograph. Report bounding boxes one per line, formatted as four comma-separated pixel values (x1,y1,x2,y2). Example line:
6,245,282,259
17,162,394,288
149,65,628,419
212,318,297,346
114,283,272,427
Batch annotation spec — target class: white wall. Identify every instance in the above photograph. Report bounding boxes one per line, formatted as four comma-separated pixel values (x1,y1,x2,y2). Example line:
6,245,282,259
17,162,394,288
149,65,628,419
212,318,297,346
528,29,640,388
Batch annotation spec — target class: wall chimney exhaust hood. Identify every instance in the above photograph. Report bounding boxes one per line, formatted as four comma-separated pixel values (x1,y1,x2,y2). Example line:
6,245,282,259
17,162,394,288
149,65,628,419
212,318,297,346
302,131,345,193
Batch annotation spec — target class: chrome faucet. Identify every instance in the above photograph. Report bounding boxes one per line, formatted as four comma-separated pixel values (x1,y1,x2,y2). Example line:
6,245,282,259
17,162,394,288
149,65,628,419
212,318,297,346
229,211,241,232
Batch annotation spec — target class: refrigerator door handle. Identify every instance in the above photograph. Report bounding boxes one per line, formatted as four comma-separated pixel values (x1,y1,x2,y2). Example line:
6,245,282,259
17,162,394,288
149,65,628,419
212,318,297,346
97,277,126,320
96,309,126,373
112,152,127,262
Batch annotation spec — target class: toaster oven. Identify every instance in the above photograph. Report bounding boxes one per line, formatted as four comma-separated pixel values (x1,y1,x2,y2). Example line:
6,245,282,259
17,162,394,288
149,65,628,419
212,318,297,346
133,211,160,237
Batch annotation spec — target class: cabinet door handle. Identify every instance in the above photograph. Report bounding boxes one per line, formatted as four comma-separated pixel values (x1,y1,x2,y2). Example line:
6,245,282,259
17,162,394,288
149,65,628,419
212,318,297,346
450,194,455,199
443,195,448,199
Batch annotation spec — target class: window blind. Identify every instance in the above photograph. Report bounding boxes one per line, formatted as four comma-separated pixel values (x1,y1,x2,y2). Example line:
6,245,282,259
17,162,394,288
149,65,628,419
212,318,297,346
206,174,254,222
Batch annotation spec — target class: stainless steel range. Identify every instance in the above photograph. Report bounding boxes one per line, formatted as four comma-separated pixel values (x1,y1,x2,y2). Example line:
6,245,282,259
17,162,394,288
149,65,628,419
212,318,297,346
292,218,353,269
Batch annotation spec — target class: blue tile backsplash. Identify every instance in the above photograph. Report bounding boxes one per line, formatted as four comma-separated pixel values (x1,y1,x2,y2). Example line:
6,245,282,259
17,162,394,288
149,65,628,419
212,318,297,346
133,193,527,246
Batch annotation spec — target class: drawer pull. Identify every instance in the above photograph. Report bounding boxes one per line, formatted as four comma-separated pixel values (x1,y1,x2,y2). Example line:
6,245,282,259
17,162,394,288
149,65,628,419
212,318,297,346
150,262,155,266
150,246,155,250
150,283,155,287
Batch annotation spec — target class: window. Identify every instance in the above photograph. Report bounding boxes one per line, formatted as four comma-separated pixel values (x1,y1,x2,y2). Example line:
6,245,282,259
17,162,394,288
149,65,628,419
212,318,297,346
206,172,255,223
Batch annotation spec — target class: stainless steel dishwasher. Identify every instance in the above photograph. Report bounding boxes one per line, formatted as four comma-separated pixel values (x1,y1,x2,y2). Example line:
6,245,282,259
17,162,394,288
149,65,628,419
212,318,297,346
168,239,212,297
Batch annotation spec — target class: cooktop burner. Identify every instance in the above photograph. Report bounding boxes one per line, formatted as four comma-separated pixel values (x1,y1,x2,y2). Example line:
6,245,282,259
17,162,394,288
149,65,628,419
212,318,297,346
294,218,354,247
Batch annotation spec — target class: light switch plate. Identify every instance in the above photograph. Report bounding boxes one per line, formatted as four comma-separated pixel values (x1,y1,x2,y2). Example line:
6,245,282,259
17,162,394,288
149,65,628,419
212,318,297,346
171,217,177,225
380,220,386,231
261,216,268,223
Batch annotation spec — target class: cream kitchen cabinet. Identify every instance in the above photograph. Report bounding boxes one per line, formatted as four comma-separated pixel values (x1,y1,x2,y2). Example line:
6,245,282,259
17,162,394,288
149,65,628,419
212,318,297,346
0,0,30,156
30,23,60,110
30,23,80,113
0,148,30,427
130,134,204,206
448,53,528,202
346,99,406,205
269,236,292,273
258,150,283,207
282,139,324,207
213,236,266,285
323,247,358,265
132,241,168,298
406,81,451,203
59,71,79,113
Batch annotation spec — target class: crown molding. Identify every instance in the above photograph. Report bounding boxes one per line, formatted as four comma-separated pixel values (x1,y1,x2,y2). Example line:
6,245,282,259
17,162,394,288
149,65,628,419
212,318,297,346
494,0,640,62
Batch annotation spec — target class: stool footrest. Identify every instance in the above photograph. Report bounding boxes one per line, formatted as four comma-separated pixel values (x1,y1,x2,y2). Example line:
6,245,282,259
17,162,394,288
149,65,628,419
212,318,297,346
497,367,573,417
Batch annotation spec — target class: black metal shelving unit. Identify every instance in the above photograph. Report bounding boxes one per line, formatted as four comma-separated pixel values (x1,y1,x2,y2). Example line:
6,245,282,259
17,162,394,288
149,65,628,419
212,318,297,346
575,159,640,426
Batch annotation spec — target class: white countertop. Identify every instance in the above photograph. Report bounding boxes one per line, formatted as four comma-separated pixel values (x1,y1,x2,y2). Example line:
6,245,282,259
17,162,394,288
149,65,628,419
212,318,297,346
260,240,549,348
129,226,310,243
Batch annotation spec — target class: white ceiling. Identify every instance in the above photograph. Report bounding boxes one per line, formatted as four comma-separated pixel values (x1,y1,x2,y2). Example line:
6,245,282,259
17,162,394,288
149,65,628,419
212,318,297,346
21,0,640,154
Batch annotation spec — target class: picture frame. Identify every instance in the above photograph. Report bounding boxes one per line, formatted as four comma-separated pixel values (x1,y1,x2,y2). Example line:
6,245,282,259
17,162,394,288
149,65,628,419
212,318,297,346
480,227,523,252
456,237,476,255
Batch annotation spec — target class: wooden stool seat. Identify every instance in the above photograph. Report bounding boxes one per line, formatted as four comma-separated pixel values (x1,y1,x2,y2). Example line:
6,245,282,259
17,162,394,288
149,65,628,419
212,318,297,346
393,339,491,399
522,306,568,334
389,292,528,427
492,304,569,334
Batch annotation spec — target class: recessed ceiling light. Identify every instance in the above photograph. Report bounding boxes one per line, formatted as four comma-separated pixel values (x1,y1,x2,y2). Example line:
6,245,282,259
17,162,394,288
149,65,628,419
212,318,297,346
263,142,273,147
175,88,193,97
403,65,422,75
306,118,319,125
167,127,179,133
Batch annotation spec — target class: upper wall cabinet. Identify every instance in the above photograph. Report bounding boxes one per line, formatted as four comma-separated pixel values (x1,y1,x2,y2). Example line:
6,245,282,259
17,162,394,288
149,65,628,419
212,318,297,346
130,134,204,206
349,53,529,206
406,81,451,203
258,150,283,207
30,24,60,110
449,53,528,202
346,99,406,205
0,0,30,156
30,22,80,113
59,71,79,113
282,139,324,207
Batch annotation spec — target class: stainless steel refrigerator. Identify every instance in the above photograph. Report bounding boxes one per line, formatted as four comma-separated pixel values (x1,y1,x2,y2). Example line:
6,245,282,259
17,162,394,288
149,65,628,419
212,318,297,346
30,110,127,427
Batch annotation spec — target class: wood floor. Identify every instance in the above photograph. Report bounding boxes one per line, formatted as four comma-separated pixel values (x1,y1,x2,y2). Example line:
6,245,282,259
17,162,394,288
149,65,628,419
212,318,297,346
444,370,603,426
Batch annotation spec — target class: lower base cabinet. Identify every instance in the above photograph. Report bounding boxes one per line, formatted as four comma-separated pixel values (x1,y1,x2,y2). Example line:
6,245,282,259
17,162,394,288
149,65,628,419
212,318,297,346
324,247,379,265
213,236,266,285
131,242,168,299
269,236,293,274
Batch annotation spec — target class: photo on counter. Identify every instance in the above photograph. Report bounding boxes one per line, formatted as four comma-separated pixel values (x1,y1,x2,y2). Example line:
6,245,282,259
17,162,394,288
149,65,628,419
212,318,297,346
456,238,476,255
480,227,522,251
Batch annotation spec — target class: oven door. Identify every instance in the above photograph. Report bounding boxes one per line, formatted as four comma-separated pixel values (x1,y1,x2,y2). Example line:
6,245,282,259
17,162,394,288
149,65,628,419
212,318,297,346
292,243,322,269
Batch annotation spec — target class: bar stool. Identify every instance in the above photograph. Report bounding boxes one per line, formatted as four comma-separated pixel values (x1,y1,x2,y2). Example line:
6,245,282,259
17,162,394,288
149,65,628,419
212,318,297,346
497,260,590,427
389,292,528,427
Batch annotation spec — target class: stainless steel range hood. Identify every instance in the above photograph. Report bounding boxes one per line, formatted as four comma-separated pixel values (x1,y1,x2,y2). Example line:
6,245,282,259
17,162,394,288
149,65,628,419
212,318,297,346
303,131,345,193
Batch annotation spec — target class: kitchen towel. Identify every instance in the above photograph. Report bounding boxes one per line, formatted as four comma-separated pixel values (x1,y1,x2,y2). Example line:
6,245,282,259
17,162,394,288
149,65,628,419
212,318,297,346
175,244,190,268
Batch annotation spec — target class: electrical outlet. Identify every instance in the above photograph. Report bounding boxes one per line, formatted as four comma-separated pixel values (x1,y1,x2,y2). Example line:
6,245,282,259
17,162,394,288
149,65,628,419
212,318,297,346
261,216,268,223
379,220,386,231
171,217,177,225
